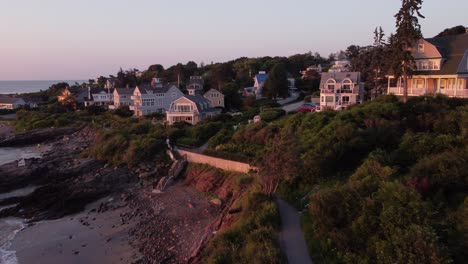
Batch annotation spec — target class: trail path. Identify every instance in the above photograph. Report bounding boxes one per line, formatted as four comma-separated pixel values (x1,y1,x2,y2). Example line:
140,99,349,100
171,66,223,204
277,198,313,264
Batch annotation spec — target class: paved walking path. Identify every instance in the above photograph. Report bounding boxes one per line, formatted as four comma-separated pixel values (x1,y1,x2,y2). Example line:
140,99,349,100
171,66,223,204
277,198,313,264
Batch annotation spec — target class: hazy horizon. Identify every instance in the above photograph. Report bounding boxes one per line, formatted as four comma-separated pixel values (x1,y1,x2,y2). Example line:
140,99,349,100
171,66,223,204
1,0,467,81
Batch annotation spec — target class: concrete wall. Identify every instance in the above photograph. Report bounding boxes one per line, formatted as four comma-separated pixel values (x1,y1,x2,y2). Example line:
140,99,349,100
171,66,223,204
176,149,251,173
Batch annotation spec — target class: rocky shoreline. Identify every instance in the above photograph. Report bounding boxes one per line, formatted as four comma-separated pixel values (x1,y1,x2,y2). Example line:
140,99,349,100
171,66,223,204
0,124,242,264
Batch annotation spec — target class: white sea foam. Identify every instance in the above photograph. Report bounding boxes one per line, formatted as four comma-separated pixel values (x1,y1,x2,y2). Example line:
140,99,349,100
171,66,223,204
0,218,24,264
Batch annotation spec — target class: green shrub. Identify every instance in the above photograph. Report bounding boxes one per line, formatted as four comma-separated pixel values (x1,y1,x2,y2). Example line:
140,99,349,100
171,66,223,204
259,109,285,122
203,192,283,264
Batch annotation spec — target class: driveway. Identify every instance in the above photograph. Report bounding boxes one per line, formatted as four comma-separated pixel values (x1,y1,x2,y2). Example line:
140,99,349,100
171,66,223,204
277,198,313,264
282,101,304,113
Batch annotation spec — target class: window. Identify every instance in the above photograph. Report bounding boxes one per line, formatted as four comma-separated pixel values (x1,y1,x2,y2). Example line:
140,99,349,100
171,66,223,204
321,96,324,102
415,79,424,89
326,96,334,103
440,79,447,89
342,79,352,92
428,61,434,69
342,96,350,104
418,44,424,52
421,61,428,70
177,104,191,112
326,79,336,90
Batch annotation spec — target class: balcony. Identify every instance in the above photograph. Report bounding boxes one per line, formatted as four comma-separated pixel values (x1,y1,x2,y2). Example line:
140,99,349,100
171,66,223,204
388,87,468,98
438,89,468,98
321,87,359,94
320,88,335,94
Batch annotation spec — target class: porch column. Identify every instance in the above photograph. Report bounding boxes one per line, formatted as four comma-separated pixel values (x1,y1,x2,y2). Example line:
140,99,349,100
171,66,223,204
437,78,441,94
387,78,391,94
455,77,458,97
424,78,427,95
398,78,401,94
410,79,413,95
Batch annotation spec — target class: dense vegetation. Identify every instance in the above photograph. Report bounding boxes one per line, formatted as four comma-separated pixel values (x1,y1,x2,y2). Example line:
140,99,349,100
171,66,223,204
209,95,467,263
203,191,283,264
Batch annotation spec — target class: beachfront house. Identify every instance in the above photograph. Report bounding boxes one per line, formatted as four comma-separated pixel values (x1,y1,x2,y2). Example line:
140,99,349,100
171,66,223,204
203,88,224,108
166,95,222,125
319,72,364,111
110,88,135,109
0,96,26,109
84,87,114,107
130,84,184,117
386,33,468,98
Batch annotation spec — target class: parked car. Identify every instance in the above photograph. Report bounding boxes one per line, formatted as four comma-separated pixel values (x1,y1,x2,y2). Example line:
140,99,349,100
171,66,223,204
298,103,316,112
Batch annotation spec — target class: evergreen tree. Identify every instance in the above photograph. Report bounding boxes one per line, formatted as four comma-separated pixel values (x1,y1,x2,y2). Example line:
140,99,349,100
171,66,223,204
391,0,425,102
263,63,289,99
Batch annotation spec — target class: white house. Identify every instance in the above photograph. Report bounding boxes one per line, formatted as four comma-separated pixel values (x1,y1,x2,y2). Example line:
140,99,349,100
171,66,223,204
319,72,364,111
328,60,351,73
0,96,26,109
130,84,184,116
84,87,114,107
110,88,135,109
166,95,222,125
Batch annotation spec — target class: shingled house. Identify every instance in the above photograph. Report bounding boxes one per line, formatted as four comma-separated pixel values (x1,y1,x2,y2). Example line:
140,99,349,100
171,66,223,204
387,33,468,98
166,95,221,125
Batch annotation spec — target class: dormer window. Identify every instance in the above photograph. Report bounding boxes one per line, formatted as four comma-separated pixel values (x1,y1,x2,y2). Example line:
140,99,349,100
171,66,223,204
418,44,424,52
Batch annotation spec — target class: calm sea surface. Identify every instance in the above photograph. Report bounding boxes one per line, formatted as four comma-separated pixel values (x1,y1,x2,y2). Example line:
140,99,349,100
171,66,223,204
0,80,87,94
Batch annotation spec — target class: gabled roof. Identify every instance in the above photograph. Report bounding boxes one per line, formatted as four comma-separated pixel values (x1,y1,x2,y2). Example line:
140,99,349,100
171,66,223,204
204,88,223,96
319,72,361,86
90,88,114,94
173,94,216,113
115,88,136,95
137,84,178,94
255,73,268,84
457,50,468,74
417,33,468,75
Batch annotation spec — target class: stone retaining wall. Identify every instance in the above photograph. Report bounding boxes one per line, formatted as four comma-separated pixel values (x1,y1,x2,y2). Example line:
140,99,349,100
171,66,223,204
176,149,251,173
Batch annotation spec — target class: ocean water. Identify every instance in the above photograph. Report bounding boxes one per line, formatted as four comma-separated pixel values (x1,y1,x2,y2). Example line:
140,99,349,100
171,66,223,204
0,146,49,166
0,80,87,95
0,218,24,264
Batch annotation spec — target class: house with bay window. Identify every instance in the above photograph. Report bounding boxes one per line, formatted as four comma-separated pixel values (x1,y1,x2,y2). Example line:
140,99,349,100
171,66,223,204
387,33,468,98
130,84,183,117
166,95,222,125
319,72,364,111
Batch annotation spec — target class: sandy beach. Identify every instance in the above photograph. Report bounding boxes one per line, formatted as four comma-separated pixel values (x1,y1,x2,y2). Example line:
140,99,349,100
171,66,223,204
10,198,140,264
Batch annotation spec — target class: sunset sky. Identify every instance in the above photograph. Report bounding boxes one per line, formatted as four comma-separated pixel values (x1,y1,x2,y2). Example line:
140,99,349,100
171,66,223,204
0,0,466,80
